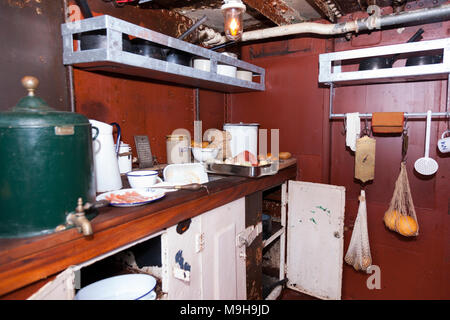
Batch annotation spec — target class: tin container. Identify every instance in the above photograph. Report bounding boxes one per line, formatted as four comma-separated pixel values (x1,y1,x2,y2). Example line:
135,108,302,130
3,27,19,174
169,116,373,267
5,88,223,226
223,123,259,158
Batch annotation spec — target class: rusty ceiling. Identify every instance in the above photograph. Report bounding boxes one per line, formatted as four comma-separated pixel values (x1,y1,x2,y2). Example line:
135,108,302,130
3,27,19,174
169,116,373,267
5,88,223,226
102,0,447,39
133,0,423,32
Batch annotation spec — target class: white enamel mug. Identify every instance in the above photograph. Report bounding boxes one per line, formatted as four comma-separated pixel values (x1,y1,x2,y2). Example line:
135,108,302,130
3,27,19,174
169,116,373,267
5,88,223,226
438,130,450,153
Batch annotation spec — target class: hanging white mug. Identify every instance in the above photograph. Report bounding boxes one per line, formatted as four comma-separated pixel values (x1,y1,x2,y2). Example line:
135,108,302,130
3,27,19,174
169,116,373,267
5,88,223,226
438,130,450,153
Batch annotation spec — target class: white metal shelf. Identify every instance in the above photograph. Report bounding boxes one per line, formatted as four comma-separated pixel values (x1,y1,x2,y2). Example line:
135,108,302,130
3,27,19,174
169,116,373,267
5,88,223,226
318,38,450,120
61,15,265,93
319,38,450,85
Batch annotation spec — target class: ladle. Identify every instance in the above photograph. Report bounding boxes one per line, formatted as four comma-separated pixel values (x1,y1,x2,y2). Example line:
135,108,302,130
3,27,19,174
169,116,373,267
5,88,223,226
414,110,438,175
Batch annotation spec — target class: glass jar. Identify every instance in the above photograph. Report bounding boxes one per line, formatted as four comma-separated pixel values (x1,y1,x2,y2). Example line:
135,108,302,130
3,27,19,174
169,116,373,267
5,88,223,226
166,135,190,164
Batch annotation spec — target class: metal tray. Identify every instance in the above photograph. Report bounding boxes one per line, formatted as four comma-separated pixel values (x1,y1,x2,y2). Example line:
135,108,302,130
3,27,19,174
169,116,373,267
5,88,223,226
206,162,278,178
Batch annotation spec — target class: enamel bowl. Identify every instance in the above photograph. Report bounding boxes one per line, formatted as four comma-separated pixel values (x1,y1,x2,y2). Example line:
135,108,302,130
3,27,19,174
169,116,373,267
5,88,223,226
126,170,158,188
75,274,157,300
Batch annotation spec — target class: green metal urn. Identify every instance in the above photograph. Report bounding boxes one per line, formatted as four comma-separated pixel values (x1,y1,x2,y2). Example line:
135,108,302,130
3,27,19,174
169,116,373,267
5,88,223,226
0,76,96,238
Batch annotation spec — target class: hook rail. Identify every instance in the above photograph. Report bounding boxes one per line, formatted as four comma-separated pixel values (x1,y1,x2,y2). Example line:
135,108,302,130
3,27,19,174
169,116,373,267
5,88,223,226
328,74,450,120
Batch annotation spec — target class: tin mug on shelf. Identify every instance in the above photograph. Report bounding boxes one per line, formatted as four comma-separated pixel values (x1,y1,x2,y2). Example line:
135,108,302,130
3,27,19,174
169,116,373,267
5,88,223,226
438,130,450,153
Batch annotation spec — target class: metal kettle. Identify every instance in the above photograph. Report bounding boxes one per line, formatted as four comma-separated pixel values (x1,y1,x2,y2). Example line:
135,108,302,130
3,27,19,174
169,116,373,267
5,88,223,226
89,119,123,192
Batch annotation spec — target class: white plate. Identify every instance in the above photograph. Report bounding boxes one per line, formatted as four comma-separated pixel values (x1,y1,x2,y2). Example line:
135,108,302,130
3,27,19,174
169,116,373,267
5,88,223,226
97,188,166,207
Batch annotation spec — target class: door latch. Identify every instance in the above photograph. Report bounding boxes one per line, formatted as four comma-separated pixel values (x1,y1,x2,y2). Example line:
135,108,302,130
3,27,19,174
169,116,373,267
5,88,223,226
236,222,262,248
173,267,190,282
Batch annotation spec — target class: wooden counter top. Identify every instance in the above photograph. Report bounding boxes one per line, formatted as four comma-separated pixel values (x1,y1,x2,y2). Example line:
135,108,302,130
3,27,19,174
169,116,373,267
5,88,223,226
0,163,296,298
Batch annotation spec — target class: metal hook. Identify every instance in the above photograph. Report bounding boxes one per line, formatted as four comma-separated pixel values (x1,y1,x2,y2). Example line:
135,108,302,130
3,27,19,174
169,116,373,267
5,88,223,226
362,118,370,136
341,117,347,136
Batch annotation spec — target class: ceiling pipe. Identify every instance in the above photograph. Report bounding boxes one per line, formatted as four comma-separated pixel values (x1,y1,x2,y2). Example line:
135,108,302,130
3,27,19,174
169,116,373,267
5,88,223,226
200,4,450,46
241,3,450,42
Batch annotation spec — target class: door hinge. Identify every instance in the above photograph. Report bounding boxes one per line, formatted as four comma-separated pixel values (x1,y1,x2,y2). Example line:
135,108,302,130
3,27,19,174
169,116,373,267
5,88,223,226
195,232,204,253
236,222,262,248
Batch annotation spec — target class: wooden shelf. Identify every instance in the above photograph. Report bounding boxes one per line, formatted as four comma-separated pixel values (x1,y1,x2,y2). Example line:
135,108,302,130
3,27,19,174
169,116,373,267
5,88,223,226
61,15,265,93
263,221,284,248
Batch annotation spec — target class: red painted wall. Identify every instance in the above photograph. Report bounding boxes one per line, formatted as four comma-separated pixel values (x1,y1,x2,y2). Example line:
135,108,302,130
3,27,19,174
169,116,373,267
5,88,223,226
74,71,224,164
333,21,450,300
231,22,449,299
71,2,449,299
228,37,332,182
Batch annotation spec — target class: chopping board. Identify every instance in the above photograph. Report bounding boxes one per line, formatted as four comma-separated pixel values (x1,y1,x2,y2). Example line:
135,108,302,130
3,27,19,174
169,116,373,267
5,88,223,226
278,157,296,170
355,136,376,183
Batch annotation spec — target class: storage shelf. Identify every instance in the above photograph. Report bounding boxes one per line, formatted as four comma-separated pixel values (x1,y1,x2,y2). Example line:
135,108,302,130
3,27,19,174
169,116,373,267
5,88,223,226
61,15,265,93
320,37,450,120
319,37,450,86
263,221,284,248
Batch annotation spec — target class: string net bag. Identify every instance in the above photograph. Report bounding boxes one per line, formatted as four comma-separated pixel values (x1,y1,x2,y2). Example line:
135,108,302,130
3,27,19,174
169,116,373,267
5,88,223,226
344,190,372,272
383,162,419,237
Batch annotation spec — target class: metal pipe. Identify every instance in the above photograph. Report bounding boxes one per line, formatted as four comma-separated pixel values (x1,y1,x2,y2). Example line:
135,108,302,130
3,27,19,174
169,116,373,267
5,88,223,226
240,4,450,42
330,112,450,119
194,88,200,121
179,15,207,40
374,4,450,30
67,66,76,113
328,82,450,120
63,0,76,113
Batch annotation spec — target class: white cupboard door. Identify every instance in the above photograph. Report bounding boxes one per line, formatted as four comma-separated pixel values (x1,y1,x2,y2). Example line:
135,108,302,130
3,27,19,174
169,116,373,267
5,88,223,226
200,197,246,300
162,215,203,300
162,197,246,300
28,266,77,300
286,181,345,300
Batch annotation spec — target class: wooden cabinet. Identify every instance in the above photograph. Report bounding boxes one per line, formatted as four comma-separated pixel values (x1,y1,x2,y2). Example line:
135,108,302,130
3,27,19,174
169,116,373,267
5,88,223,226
28,198,247,300
28,181,346,300
21,166,348,301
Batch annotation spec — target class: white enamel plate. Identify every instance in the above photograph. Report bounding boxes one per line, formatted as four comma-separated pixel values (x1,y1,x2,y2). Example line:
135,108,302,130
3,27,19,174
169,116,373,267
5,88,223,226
96,188,166,207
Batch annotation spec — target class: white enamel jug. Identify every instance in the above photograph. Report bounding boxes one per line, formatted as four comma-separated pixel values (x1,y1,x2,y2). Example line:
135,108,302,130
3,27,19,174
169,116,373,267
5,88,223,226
89,119,122,192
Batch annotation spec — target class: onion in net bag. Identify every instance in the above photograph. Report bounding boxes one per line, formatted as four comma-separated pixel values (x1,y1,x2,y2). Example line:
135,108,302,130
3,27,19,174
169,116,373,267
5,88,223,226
344,190,372,272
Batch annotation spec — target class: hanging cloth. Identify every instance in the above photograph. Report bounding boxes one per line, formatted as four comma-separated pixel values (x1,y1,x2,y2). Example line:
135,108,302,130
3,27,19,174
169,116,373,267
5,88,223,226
346,112,360,152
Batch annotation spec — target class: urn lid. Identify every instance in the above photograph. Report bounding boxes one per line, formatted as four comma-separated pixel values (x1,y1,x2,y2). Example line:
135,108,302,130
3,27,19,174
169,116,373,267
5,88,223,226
0,76,89,128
